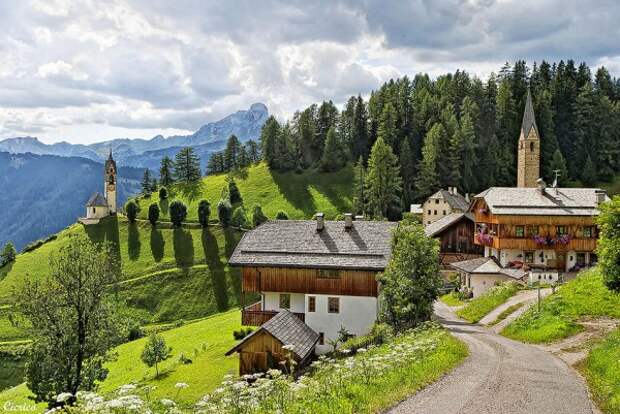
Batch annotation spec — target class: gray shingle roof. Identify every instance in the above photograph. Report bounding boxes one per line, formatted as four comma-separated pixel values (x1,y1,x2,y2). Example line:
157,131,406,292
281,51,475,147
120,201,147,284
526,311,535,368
226,310,319,360
86,192,107,207
451,256,526,280
229,220,397,271
429,189,470,211
425,212,473,237
473,187,608,216
521,88,539,138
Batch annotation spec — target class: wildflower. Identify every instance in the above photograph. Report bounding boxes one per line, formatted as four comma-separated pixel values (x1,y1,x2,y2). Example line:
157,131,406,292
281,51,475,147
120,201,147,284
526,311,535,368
160,398,176,407
175,382,189,389
55,392,73,403
118,384,137,395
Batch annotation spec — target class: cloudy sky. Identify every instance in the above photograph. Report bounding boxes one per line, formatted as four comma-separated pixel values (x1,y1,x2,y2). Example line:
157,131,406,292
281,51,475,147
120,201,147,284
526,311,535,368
1,0,619,144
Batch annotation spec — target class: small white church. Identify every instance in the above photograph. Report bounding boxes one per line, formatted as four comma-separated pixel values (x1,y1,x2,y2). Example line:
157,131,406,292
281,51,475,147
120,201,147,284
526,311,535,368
80,150,117,225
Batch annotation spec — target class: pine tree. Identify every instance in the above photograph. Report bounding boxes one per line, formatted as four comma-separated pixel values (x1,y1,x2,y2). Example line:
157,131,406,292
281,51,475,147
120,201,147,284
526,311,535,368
231,206,248,228
365,137,402,218
198,200,211,227
536,90,560,181
260,116,280,169
173,147,201,183
227,177,242,204
141,169,152,194
319,127,343,172
377,102,398,151
237,144,250,168
549,149,569,186
351,95,368,162
446,126,462,188
352,156,366,216
415,123,443,200
159,156,174,187
169,200,187,227
251,205,268,227
245,140,261,164
206,152,225,175
399,139,415,207
125,200,138,223
581,154,597,186
223,135,241,171
217,199,232,227
459,112,478,193
275,123,295,171
148,203,159,226
0,242,16,266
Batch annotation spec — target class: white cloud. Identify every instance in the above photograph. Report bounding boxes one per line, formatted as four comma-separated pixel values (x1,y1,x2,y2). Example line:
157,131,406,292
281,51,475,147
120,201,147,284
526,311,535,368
0,0,618,144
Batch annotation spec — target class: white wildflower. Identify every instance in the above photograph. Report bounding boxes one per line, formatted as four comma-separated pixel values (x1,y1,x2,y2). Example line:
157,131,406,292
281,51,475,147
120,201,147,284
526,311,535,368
174,382,189,389
118,384,137,395
160,398,176,407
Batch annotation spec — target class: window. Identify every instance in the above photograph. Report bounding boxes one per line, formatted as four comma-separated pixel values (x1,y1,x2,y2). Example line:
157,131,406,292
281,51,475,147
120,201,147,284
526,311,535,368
527,225,539,237
319,332,324,345
576,252,587,266
443,210,447,215
318,269,340,279
530,142,535,151
279,293,290,309
435,199,439,204
92,207,96,214
434,210,437,215
427,210,431,215
524,251,534,263
328,297,340,314
515,225,525,238
308,296,316,312
556,226,568,235
582,226,594,238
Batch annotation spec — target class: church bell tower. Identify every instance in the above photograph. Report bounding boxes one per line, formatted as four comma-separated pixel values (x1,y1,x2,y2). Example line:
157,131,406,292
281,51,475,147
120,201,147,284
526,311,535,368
104,149,117,214
517,88,540,188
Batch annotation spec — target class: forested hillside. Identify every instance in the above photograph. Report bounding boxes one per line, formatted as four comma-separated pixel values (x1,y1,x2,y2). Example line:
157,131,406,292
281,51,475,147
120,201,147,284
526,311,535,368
243,60,619,209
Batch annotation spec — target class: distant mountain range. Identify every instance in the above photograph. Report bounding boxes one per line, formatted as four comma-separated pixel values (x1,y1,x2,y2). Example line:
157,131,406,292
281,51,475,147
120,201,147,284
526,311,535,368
0,152,144,251
0,103,269,171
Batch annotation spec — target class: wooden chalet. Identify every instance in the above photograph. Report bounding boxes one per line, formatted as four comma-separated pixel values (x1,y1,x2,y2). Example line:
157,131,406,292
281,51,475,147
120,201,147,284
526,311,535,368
424,212,483,270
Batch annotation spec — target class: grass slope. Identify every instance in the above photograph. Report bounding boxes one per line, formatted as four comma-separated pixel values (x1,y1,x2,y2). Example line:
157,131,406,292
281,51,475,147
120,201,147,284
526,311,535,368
502,269,620,343
456,283,520,323
439,292,466,307
0,216,243,325
582,328,620,414
136,162,353,222
0,310,243,411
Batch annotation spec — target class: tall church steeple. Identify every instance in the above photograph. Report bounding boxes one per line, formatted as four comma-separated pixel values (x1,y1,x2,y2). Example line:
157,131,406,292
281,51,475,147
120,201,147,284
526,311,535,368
517,88,540,187
104,149,117,214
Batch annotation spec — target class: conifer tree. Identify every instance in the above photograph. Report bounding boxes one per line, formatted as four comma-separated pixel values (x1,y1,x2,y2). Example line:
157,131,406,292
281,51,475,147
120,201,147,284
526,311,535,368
549,149,569,187
173,147,201,183
245,140,261,164
581,154,597,186
365,137,402,218
0,242,16,266
206,152,225,175
459,111,478,193
159,156,174,187
231,206,248,228
141,169,152,194
148,203,159,226
319,127,342,172
352,156,366,216
227,177,242,204
198,200,211,227
260,116,280,168
125,200,138,223
377,102,398,151
169,200,187,227
399,139,415,207
275,211,289,220
415,123,443,200
217,199,233,227
251,205,268,227
223,135,241,171
351,95,368,162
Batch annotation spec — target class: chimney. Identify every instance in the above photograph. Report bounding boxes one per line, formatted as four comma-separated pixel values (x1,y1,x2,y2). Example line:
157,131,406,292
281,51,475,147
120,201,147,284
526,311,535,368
595,190,607,205
344,213,353,230
465,193,470,203
453,187,459,195
316,212,325,232
536,178,546,194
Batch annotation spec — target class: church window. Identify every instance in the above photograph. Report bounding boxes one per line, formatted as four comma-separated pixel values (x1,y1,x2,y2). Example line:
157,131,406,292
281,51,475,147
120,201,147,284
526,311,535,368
530,142,535,152
93,208,96,214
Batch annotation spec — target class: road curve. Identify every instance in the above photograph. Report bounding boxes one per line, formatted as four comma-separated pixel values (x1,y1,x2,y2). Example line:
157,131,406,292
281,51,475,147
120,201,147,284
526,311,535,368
388,301,597,414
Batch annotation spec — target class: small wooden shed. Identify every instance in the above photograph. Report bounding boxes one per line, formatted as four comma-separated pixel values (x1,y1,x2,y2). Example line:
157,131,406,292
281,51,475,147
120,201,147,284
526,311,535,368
226,309,319,375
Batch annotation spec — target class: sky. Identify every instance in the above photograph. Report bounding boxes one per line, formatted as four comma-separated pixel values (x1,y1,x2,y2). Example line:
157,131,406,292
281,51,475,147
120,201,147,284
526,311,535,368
1,0,619,145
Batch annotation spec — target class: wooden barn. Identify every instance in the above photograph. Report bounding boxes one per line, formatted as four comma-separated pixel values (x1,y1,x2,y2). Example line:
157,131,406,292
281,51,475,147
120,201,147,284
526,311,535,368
226,309,319,375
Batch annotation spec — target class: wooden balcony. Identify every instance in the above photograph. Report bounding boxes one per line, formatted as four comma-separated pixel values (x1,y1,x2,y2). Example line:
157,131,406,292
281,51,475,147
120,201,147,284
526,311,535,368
241,302,305,326
475,236,598,251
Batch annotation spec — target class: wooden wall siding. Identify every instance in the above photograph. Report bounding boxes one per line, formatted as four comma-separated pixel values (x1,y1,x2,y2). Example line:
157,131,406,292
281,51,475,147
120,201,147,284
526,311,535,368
437,220,484,255
242,309,305,326
237,331,289,375
242,267,378,296
474,212,597,227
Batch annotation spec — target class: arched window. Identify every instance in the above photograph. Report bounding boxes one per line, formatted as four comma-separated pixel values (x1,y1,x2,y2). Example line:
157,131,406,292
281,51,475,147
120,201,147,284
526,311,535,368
93,207,96,214
530,142,535,152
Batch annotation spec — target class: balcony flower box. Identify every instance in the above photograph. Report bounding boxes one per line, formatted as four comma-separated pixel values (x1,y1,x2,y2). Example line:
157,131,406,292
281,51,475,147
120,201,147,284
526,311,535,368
475,232,493,246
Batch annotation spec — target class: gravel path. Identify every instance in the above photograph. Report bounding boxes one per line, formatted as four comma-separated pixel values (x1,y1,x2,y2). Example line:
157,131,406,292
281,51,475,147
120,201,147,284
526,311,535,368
477,288,551,328
388,301,598,414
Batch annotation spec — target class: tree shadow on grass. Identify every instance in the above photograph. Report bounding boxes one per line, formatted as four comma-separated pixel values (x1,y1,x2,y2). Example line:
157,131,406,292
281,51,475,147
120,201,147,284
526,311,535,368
270,169,316,217
159,199,169,218
0,261,14,282
201,228,229,312
128,222,141,261
223,228,243,303
173,228,194,268
84,216,121,273
150,227,165,262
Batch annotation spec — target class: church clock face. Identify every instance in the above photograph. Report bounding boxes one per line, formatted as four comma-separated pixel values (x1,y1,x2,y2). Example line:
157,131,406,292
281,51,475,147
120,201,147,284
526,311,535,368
107,183,116,192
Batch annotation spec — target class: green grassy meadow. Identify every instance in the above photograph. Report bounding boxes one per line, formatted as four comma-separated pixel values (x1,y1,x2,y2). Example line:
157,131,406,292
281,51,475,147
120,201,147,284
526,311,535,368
581,328,620,414
502,270,620,343
456,282,520,323
0,310,243,411
136,162,353,222
439,292,466,307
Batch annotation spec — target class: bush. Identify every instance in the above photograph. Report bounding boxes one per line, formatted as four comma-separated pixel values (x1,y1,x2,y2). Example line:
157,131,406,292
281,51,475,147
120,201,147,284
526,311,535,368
148,203,160,226
252,204,268,227
233,327,254,340
159,187,168,200
340,323,394,353
275,211,289,220
169,200,188,227
0,242,16,267
597,195,620,291
231,206,248,228
198,199,211,228
125,200,139,223
228,177,242,204
217,199,233,227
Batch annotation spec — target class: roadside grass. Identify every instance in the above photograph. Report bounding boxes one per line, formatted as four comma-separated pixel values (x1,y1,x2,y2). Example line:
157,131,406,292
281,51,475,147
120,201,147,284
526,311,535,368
439,292,466,307
502,269,620,343
580,328,620,414
136,162,353,222
0,310,242,410
487,302,525,326
456,282,520,323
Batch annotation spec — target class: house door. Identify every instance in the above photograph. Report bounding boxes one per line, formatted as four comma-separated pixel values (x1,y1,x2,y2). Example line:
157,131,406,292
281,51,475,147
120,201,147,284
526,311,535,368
556,253,566,271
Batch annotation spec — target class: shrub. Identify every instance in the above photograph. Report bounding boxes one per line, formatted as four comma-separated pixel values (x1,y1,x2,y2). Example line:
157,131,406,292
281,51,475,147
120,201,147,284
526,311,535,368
169,200,188,227
141,333,171,377
275,211,289,220
198,200,211,228
0,242,16,267
252,204,268,227
597,195,620,291
217,199,233,227
228,177,242,204
340,323,393,353
231,206,248,228
159,187,168,200
148,203,160,226
233,327,254,340
125,200,139,223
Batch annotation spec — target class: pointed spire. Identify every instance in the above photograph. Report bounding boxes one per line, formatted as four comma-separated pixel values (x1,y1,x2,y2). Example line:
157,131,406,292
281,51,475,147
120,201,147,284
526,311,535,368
108,147,113,160
521,88,539,139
